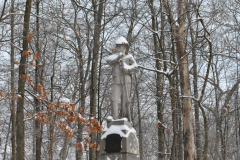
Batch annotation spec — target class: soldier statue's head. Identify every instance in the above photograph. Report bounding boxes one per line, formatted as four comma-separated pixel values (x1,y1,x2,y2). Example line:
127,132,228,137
115,37,128,55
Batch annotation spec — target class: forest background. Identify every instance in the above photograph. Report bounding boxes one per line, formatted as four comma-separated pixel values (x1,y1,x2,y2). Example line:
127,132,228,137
0,0,240,160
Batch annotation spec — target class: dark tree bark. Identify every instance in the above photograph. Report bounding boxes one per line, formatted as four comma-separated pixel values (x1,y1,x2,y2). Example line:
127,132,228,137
35,0,42,159
10,0,16,159
148,0,165,159
3,121,11,160
134,75,143,160
49,31,58,160
75,14,85,160
59,137,70,160
75,10,91,160
16,0,32,159
89,0,104,159
168,77,178,160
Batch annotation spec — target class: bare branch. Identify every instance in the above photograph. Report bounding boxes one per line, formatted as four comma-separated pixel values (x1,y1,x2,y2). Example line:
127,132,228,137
71,0,103,16
138,65,168,76
11,43,23,51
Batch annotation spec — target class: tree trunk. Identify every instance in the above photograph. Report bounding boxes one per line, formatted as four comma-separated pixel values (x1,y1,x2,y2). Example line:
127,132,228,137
35,0,42,159
76,24,86,160
16,0,32,159
173,27,183,160
165,2,184,157
3,121,11,160
176,0,196,159
89,0,104,159
215,117,222,160
59,137,70,160
169,77,178,160
148,0,165,159
10,0,16,159
176,75,183,160
135,75,143,160
49,29,58,160
173,39,183,160
186,5,202,160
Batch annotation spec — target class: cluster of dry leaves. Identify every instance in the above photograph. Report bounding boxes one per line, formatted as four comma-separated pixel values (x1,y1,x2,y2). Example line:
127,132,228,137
1,32,103,153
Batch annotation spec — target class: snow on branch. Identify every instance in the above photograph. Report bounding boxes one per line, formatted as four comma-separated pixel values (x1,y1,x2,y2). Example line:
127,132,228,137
0,13,24,22
11,43,23,51
181,95,214,113
138,65,169,76
151,57,176,65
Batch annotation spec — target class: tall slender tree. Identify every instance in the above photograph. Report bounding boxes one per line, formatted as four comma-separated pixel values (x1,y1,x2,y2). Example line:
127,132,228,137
10,0,16,159
16,0,32,159
176,0,196,159
148,0,165,159
89,0,104,159
35,0,42,159
186,4,202,159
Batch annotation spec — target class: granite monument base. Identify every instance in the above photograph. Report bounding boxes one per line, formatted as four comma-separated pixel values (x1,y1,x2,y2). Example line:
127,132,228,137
98,116,140,160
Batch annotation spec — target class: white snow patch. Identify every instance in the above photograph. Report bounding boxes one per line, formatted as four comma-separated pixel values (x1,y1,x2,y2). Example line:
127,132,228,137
101,124,136,139
78,114,83,119
106,116,128,122
122,54,138,73
106,54,118,62
107,157,118,160
115,37,128,45
59,97,70,103
175,21,179,27
123,61,138,70
107,116,113,121
121,118,128,121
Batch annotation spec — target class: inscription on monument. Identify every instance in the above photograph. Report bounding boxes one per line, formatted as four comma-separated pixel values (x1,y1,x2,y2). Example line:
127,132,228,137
105,134,122,153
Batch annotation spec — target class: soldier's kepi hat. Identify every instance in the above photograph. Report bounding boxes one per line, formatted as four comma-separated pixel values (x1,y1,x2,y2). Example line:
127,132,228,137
115,37,129,46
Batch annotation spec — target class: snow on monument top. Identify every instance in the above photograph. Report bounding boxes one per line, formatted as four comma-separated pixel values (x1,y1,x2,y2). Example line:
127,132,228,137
115,36,128,45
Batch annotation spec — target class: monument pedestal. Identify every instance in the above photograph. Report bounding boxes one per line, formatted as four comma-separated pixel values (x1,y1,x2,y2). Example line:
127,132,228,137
98,117,140,160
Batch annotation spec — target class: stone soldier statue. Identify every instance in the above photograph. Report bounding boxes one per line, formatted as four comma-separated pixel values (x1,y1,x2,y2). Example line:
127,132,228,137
106,37,138,122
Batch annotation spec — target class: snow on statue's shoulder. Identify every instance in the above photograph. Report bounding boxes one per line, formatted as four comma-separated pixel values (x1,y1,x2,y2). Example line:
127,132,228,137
115,36,128,45
106,54,118,61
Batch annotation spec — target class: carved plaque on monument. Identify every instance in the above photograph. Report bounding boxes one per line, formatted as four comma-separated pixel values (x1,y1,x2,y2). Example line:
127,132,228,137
105,134,122,153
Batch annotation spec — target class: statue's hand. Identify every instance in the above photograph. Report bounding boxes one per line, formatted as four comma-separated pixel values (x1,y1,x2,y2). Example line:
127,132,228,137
118,52,123,59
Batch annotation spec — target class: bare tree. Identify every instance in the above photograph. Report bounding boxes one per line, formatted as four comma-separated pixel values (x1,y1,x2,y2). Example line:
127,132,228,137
16,0,32,159
10,0,16,159
89,0,104,159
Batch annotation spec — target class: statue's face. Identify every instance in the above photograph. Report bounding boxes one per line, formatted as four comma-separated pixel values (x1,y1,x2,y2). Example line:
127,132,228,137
116,44,127,54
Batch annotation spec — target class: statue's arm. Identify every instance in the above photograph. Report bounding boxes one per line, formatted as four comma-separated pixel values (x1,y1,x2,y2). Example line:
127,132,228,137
106,53,123,65
122,55,138,74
